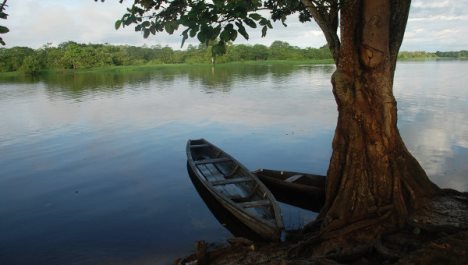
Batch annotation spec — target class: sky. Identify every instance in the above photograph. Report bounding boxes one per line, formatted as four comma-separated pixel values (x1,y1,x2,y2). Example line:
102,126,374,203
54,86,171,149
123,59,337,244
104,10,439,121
2,0,468,51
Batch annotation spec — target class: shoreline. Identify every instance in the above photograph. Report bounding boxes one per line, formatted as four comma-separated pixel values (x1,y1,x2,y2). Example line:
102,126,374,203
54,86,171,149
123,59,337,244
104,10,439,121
3,58,468,78
0,59,334,78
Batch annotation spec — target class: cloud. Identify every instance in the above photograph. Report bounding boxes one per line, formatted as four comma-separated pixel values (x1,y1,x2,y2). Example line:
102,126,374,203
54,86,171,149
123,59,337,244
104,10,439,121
400,0,468,51
2,0,468,51
412,0,451,9
4,0,181,48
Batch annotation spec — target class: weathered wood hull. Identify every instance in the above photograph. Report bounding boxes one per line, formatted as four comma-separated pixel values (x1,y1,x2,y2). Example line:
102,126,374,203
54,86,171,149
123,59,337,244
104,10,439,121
252,169,326,212
187,162,265,241
186,139,284,241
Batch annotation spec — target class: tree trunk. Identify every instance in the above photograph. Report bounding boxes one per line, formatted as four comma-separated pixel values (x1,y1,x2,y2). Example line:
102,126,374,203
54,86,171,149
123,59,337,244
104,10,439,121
309,0,440,253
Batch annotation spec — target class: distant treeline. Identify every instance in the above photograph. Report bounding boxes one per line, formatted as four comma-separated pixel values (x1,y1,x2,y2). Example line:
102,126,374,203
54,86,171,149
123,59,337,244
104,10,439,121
1,41,466,75
398,50,468,59
0,41,331,75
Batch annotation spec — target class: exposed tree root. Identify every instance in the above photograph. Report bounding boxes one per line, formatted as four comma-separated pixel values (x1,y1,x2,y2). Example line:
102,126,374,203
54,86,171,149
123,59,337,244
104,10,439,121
176,193,468,265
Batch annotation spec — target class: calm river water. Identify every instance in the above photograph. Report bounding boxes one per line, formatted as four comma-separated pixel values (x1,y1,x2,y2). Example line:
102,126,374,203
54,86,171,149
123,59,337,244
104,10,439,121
1,61,467,264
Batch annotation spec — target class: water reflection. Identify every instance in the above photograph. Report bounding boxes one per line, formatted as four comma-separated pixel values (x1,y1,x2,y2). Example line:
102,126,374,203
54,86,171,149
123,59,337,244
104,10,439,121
0,61,466,265
394,61,468,191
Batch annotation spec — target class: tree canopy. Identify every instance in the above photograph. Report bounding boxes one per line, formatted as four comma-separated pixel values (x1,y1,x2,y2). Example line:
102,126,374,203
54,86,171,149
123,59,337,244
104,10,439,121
106,0,336,58
0,0,8,45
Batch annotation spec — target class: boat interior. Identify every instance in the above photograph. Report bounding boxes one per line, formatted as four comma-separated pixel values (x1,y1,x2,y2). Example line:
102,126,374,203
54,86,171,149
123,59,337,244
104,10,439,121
189,139,276,222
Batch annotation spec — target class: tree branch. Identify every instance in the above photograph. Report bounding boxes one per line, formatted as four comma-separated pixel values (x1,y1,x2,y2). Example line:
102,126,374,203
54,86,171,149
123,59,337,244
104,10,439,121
0,0,7,11
301,0,340,64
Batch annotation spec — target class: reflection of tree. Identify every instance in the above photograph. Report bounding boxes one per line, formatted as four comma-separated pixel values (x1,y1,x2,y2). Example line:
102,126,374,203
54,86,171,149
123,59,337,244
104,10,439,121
0,74,40,84
42,72,153,100
186,64,272,92
269,64,302,81
0,64,332,99
301,64,335,74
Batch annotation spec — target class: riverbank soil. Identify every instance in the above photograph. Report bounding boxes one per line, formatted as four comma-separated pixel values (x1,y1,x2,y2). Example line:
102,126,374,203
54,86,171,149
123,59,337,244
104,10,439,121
176,191,468,265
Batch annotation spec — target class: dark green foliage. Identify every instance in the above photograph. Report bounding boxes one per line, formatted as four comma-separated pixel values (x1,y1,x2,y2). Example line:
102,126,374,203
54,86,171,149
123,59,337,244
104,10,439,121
0,41,333,73
398,51,468,59
20,55,42,75
102,0,326,57
0,0,8,45
435,50,468,58
2,40,465,74
0,46,34,72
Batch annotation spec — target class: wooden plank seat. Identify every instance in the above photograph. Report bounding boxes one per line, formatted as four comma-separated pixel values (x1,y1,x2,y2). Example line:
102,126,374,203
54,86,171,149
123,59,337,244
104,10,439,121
228,195,251,203
194,157,231,165
228,183,263,203
210,177,253,186
239,200,271,208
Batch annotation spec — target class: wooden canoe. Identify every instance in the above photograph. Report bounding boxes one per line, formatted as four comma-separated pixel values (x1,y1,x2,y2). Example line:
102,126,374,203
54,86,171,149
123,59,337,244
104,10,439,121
186,162,265,241
186,139,284,241
252,169,326,212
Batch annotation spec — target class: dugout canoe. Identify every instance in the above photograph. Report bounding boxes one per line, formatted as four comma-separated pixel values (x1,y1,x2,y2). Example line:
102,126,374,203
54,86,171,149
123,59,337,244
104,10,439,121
252,168,326,212
186,139,284,241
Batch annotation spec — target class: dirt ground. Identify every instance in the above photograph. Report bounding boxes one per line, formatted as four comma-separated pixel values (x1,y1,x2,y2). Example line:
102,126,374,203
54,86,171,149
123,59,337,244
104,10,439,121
175,230,468,265
175,193,468,265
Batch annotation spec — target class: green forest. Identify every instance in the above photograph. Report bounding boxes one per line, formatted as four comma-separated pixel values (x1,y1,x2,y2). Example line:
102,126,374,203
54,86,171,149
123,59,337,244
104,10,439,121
1,40,466,75
0,41,331,75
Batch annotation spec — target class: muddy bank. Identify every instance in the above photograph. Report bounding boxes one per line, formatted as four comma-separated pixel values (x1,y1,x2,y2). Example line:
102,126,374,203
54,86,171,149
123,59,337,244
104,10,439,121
176,192,468,265
176,230,468,265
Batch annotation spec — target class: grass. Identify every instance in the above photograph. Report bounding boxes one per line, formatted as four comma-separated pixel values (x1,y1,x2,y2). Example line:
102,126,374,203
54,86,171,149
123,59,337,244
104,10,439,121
224,59,335,65
0,59,335,78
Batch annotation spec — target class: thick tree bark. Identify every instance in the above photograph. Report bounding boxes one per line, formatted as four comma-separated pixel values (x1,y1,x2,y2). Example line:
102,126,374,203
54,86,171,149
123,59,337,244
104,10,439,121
306,0,440,253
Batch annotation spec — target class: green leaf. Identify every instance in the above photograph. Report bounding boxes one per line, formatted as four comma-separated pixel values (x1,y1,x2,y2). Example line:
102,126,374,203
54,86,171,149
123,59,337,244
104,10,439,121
243,18,256,28
0,12,7,19
229,30,238,41
189,28,197,38
164,22,175,34
267,21,273,29
281,16,287,27
0,26,9,34
219,28,230,42
142,21,150,28
181,29,189,48
0,38,5,46
261,25,267,37
236,22,249,40
123,18,133,26
220,23,235,42
143,29,150,38
150,25,156,35
212,25,222,39
225,23,234,31
249,13,262,21
197,30,207,43
203,26,214,40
